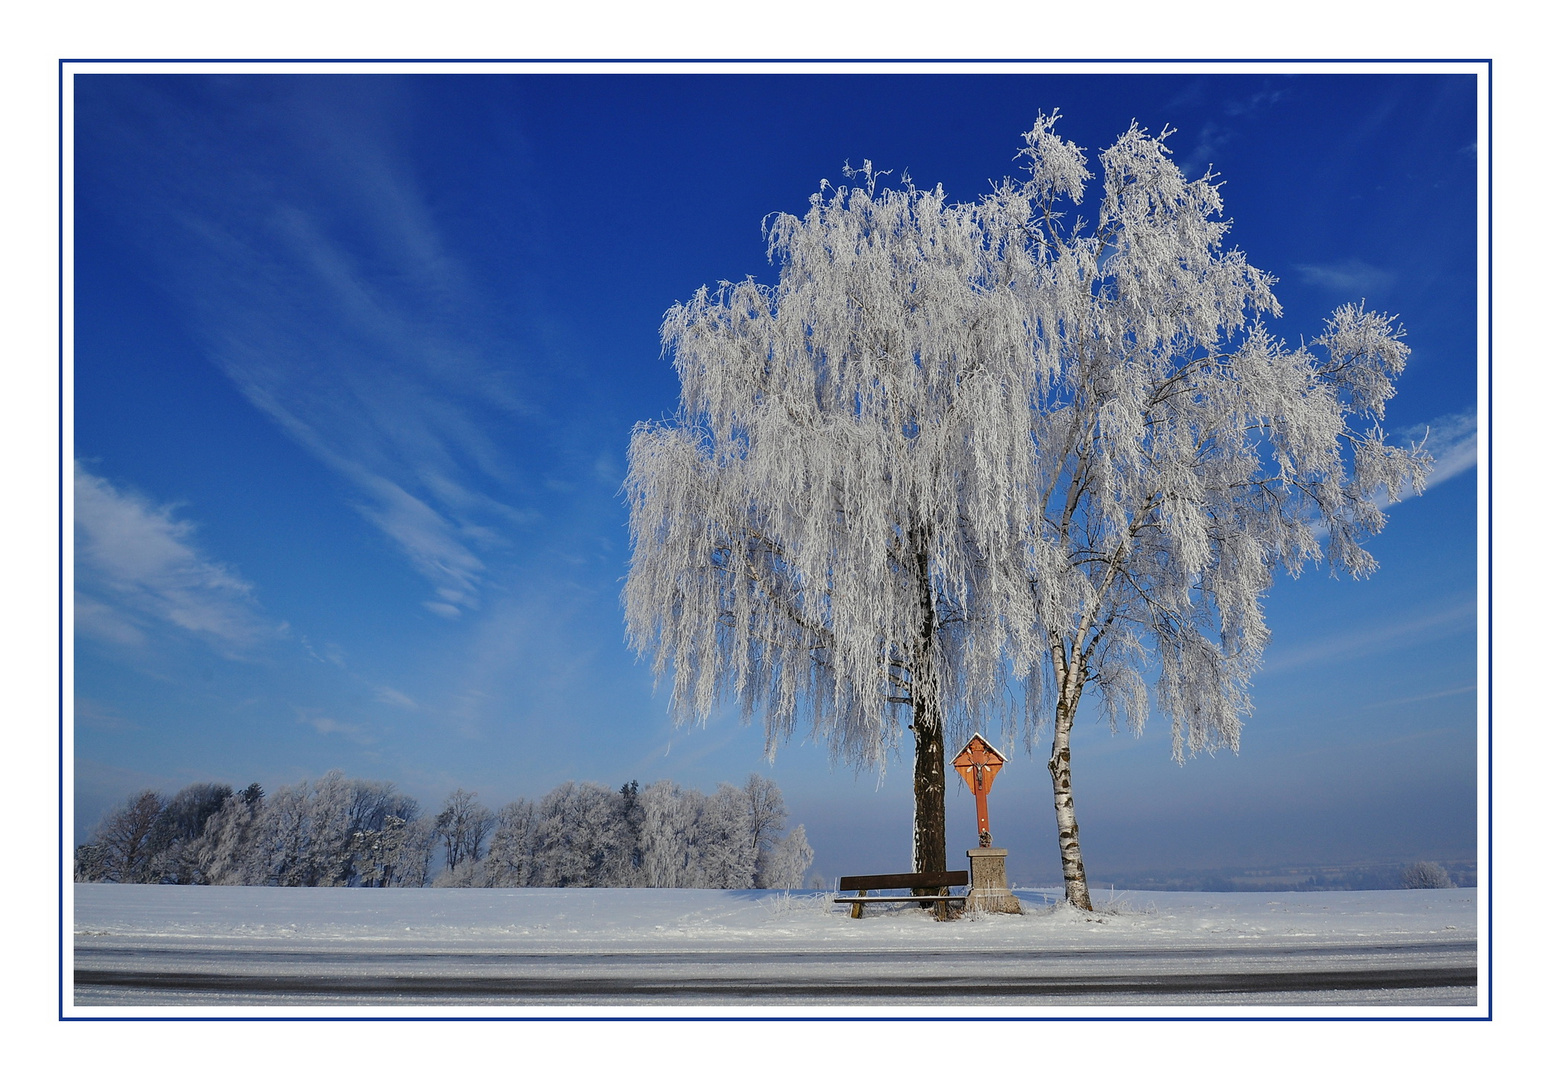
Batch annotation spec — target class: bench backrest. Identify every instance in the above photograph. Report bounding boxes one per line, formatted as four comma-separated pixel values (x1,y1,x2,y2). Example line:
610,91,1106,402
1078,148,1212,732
837,870,969,891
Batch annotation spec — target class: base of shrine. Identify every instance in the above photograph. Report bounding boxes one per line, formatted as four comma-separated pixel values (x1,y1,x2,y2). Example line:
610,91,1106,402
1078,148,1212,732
965,847,1023,914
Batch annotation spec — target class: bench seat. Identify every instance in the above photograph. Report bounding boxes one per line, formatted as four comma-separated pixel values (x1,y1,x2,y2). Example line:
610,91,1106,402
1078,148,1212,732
833,870,970,920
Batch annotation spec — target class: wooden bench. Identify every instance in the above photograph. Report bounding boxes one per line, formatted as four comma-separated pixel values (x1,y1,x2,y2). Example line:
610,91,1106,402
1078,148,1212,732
833,871,970,920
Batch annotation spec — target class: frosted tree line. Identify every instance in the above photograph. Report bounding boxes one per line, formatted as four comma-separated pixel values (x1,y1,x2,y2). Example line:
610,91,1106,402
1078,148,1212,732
75,771,812,890
624,113,1429,908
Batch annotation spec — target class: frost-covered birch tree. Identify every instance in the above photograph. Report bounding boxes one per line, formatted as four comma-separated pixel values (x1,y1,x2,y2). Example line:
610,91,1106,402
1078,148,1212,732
625,114,1429,905
990,117,1430,907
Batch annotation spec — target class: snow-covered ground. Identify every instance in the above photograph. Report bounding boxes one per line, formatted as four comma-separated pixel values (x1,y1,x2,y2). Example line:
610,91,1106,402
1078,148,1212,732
71,884,1480,1015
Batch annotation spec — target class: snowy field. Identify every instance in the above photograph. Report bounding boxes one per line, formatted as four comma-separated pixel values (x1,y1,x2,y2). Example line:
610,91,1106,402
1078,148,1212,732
71,883,1479,1016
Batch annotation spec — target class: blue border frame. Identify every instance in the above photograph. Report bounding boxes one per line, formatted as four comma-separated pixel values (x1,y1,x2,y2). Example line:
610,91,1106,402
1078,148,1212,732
57,57,1493,1023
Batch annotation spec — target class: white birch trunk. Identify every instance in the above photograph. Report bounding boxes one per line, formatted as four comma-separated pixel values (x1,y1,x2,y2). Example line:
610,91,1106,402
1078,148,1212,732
1048,637,1093,910
1048,694,1093,911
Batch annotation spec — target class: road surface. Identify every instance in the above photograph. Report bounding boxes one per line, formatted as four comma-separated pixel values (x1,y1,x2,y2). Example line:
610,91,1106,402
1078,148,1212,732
74,938,1476,1006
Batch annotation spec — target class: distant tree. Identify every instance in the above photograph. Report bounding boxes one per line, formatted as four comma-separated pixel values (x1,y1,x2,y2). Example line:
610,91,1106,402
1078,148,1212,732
761,825,815,890
618,780,645,879
145,782,233,883
742,773,788,888
434,789,496,875
696,783,758,888
308,771,363,886
356,815,406,887
624,115,1429,907
382,816,435,887
344,780,422,887
247,779,313,886
484,798,542,888
151,782,232,847
534,781,631,887
432,857,483,888
73,841,108,883
222,772,408,887
90,790,164,883
189,787,264,885
346,778,419,835
1401,861,1455,889
637,780,703,888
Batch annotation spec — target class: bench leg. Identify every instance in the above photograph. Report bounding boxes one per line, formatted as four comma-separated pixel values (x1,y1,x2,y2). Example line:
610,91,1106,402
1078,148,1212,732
851,889,867,919
933,889,961,921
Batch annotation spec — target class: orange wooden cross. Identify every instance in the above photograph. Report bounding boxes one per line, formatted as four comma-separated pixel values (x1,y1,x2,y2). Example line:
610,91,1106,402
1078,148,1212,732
952,733,1007,847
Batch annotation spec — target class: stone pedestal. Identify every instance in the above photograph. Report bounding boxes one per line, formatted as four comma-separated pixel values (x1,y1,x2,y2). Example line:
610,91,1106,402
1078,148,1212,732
966,848,1022,914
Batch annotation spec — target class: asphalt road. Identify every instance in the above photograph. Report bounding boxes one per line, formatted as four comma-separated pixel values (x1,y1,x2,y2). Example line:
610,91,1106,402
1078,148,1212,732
73,939,1477,1006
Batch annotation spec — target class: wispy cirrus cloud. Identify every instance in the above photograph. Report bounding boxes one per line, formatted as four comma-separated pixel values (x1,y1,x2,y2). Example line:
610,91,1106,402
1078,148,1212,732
97,80,544,619
185,202,527,619
1389,407,1477,505
1362,684,1474,711
1283,408,1472,547
1176,83,1292,178
296,708,374,745
1222,87,1292,118
74,461,278,656
1410,408,1477,489
1261,596,1475,675
1294,258,1398,297
374,686,418,710
1178,120,1232,180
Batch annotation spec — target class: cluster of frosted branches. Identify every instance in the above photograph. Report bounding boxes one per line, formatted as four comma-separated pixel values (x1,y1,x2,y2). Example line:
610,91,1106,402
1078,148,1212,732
624,113,1430,772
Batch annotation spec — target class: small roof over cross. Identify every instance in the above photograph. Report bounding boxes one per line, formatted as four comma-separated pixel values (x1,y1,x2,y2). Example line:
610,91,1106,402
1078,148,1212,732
952,733,1007,846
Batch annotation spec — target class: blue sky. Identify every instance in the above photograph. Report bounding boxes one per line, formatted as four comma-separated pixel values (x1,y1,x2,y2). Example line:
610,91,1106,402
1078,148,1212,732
70,69,1481,884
